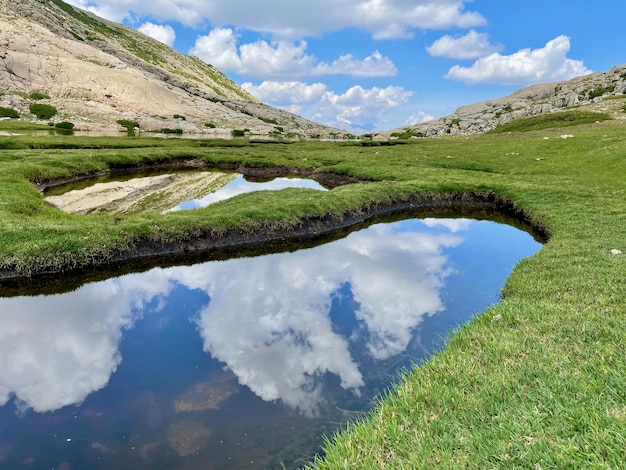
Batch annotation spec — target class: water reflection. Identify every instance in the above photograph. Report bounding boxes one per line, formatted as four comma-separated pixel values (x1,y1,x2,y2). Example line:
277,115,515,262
44,171,328,215
167,175,328,212
182,222,462,415
0,218,541,468
0,270,172,413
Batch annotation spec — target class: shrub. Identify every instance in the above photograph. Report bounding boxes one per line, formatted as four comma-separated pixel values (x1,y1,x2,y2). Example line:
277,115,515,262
54,122,75,129
259,116,279,125
231,129,249,137
159,128,183,134
0,107,19,118
588,84,615,100
204,122,216,128
173,114,186,120
390,130,425,139
29,92,51,100
29,103,57,119
116,119,139,131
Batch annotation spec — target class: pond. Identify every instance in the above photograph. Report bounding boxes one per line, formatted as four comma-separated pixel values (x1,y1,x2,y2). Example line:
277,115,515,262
0,216,542,469
43,170,329,215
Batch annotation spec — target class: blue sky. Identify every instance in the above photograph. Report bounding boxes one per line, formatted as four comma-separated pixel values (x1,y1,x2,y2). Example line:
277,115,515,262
66,0,626,133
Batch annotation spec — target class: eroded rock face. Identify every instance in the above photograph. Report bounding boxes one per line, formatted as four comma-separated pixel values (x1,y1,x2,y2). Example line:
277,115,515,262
0,0,347,138
379,64,626,138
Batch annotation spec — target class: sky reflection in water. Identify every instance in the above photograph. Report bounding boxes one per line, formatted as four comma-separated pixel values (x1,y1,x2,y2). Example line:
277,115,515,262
167,175,328,211
0,218,541,468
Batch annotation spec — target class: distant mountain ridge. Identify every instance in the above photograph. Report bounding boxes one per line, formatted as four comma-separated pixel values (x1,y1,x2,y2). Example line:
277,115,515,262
379,64,626,139
0,0,346,138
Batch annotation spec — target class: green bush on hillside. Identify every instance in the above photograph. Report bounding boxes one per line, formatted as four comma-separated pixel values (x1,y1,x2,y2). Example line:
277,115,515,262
0,107,20,118
29,103,57,119
231,129,249,137
54,122,75,130
116,119,140,131
29,92,51,100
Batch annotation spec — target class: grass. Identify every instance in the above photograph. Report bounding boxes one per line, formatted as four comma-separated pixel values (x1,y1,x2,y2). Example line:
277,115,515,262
489,110,612,133
1,119,626,467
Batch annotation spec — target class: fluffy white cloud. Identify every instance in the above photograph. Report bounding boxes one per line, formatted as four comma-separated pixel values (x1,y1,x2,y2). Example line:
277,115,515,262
65,0,126,22
405,111,435,125
66,0,485,40
445,35,592,85
313,51,397,77
426,30,502,59
190,28,396,79
138,22,176,47
242,81,413,132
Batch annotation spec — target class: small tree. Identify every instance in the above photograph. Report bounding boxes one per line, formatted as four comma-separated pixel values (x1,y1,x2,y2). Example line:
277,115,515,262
231,128,249,137
117,119,139,131
29,103,57,119
0,107,19,118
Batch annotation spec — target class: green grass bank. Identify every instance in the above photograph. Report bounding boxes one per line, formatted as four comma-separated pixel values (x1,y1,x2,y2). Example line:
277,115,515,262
1,119,625,467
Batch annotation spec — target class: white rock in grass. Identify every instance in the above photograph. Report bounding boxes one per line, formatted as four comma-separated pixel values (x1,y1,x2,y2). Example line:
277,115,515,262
610,249,622,255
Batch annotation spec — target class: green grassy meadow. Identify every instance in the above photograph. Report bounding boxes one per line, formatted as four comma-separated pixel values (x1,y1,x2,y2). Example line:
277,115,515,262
1,117,625,467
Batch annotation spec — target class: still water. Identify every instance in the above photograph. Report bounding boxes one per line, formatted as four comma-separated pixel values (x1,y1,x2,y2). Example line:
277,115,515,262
166,175,328,212
0,217,541,469
43,171,329,215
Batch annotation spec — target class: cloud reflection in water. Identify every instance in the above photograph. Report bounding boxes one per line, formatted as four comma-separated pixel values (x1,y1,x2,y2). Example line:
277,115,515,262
0,219,473,416
167,176,328,211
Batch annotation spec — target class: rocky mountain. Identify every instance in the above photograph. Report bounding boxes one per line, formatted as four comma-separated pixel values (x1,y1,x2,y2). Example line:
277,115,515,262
0,0,347,138
378,64,626,139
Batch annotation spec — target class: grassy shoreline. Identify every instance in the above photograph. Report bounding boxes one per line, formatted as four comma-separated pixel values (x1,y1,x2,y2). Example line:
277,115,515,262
1,121,625,467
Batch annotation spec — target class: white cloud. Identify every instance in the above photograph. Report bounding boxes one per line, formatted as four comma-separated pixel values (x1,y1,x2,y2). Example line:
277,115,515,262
190,28,396,79
242,81,413,132
65,0,127,22
426,30,502,59
313,51,397,77
355,0,485,40
138,22,176,47
66,0,485,40
445,35,592,85
405,111,435,125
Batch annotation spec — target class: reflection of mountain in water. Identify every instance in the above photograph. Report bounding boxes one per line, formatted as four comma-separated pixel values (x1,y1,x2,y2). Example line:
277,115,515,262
166,175,329,212
0,218,540,417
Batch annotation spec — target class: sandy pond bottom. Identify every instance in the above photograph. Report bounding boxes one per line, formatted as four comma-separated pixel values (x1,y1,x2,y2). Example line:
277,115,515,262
0,217,542,469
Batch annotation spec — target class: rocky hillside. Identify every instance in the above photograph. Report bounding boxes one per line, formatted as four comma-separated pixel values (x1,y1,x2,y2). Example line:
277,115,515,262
378,64,626,139
0,0,346,138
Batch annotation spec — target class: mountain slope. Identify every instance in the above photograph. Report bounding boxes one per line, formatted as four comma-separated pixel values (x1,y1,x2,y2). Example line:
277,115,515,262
0,0,346,138
379,64,626,138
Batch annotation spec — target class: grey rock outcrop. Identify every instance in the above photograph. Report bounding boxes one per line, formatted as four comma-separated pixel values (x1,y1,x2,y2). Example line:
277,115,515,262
379,64,626,138
0,0,347,138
